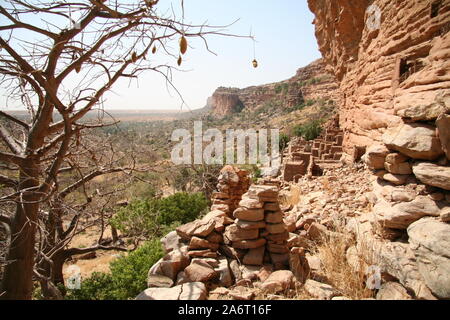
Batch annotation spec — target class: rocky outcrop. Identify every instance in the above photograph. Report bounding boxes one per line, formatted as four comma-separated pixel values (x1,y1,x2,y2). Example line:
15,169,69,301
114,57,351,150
209,91,243,117
208,59,339,117
282,116,344,182
407,218,450,299
308,0,450,152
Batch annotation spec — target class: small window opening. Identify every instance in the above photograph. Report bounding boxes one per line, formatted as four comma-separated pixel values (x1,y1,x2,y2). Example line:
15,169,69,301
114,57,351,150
431,0,442,18
399,58,424,83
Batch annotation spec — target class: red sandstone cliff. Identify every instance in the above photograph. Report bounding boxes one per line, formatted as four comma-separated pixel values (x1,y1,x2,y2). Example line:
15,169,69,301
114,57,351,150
208,59,339,117
308,0,450,154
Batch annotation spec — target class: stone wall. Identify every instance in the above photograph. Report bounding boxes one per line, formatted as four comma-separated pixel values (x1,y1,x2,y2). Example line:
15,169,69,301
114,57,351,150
138,166,296,300
282,116,344,182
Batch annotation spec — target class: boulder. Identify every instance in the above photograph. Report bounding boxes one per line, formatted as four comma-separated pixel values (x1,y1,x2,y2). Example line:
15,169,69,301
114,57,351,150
224,224,259,242
382,173,409,186
441,207,450,222
206,231,224,244
247,185,279,199
304,280,338,300
382,124,443,160
233,208,264,222
265,211,284,224
136,282,207,300
397,100,448,121
228,286,257,300
232,238,266,249
176,219,216,240
239,197,264,209
289,247,310,284
240,265,261,280
264,202,281,212
287,233,310,249
184,260,218,282
191,258,219,268
235,219,266,230
160,231,183,253
187,250,218,259
266,223,286,234
267,242,289,254
408,218,450,299
363,144,390,170
243,246,265,266
188,236,219,251
149,249,190,280
269,252,290,270
229,260,242,281
412,162,450,191
385,153,409,165
147,274,174,288
436,113,450,160
214,258,233,287
376,282,412,300
385,162,412,175
260,270,295,294
307,223,328,240
356,235,436,300
266,231,290,242
374,196,440,229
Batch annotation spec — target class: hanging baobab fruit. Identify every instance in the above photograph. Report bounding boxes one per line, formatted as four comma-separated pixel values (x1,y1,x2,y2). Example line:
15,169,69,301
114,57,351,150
177,55,182,66
75,64,81,73
252,59,258,68
179,35,188,55
131,51,138,62
152,45,157,54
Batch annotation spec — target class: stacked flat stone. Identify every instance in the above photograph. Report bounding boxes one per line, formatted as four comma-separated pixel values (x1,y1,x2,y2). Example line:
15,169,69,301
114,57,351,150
223,185,289,269
211,165,250,217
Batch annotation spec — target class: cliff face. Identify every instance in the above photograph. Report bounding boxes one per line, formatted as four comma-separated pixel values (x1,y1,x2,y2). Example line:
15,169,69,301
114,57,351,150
208,59,339,117
308,0,450,154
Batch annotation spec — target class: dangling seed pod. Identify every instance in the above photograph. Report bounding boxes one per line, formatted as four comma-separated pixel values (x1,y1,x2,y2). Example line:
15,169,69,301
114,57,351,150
152,46,157,54
252,59,258,68
179,36,188,55
177,55,182,66
131,51,138,62
75,64,81,73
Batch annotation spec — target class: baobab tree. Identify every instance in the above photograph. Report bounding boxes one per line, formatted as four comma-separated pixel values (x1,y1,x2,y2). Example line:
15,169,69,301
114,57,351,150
0,0,243,300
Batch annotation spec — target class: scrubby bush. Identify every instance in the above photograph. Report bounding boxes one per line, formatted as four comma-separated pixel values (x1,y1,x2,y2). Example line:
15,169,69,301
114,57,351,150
293,119,323,141
279,133,290,151
66,239,164,300
110,192,208,239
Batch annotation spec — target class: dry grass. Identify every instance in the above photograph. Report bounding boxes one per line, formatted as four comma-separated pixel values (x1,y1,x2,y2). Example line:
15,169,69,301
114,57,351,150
280,184,301,207
308,225,376,300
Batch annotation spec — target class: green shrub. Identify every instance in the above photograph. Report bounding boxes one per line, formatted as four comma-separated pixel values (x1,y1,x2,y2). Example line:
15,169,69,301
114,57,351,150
66,239,164,300
279,133,290,151
156,192,208,225
293,119,323,141
110,192,208,238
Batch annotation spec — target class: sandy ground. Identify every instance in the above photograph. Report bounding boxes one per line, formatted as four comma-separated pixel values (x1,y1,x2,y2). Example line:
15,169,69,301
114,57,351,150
63,226,125,282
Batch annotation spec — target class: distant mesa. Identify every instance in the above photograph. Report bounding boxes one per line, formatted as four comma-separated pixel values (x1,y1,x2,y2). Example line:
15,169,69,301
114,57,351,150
206,59,339,118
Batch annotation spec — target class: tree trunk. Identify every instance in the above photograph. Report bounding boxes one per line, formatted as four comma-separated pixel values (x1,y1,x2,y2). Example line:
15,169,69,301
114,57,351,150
0,159,40,300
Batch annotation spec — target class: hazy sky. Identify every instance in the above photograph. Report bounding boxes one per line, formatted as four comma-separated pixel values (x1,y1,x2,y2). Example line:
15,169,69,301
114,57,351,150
1,0,321,111
118,0,322,111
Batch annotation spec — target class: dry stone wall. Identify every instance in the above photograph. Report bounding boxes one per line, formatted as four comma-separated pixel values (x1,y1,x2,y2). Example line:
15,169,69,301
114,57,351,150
137,166,293,300
282,117,344,182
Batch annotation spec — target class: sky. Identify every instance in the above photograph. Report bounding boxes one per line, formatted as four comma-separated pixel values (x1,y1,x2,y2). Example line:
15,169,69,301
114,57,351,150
1,0,322,111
